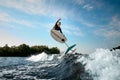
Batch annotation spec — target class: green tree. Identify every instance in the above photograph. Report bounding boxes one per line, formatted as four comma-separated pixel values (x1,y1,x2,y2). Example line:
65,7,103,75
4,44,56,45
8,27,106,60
17,44,30,56
49,47,60,54
2,44,10,56
0,44,60,57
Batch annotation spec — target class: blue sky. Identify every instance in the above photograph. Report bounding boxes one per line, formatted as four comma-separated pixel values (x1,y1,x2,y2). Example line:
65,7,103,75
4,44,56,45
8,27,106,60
0,0,120,53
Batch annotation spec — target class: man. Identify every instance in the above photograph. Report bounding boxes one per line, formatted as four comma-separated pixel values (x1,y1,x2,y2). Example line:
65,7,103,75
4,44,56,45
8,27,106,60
53,18,65,42
54,18,63,33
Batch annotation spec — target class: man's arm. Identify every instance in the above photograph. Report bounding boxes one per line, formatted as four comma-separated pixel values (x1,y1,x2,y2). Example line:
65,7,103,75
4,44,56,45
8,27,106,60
59,28,63,33
57,18,61,22
56,18,61,24
54,18,61,28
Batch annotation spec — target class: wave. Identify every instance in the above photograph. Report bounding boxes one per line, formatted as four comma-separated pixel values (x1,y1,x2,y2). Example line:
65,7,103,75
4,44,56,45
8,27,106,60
78,48,120,80
0,48,120,80
26,52,59,62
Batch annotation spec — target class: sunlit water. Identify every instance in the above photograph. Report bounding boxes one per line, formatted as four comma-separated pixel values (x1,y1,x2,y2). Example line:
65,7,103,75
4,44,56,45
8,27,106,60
0,49,120,80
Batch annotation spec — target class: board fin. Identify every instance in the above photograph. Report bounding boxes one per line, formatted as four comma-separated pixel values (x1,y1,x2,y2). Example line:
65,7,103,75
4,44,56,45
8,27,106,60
65,44,76,54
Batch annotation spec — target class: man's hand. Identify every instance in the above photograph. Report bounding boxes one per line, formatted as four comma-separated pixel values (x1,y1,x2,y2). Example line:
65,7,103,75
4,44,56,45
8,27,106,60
58,18,61,21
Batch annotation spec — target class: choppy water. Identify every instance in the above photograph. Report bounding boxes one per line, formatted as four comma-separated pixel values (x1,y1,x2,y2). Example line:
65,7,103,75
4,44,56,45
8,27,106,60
0,48,120,80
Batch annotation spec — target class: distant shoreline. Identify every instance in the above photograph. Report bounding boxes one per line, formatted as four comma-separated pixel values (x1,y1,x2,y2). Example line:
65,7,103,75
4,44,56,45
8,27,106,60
110,46,120,51
0,44,60,57
0,44,119,57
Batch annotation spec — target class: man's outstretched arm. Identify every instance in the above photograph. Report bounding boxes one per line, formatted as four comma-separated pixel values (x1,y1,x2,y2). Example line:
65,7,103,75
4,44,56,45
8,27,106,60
56,18,61,24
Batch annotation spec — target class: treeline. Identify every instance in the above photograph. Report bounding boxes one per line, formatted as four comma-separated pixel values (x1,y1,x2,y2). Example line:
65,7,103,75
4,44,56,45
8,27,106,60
0,44,60,57
111,46,120,51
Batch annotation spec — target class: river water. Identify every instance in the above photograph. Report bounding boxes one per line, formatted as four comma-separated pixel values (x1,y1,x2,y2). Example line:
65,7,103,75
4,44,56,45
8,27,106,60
0,48,120,80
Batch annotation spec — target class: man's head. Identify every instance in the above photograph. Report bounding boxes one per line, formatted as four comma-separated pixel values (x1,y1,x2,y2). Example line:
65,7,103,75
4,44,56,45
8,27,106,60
57,22,61,27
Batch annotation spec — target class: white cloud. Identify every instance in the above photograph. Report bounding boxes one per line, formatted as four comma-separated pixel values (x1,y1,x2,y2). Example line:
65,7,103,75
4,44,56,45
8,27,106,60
94,16,120,39
14,20,34,28
0,0,94,30
0,12,35,28
106,16,120,38
92,15,120,48
0,0,73,18
73,31,83,36
95,29,120,38
63,24,84,37
63,29,72,35
74,0,94,11
83,4,93,11
74,0,85,5
94,28,120,47
70,26,84,36
109,16,120,29
0,29,26,46
0,12,10,22
76,18,95,27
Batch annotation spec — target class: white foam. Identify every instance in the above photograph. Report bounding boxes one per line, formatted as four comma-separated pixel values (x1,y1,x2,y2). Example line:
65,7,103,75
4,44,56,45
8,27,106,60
78,48,120,80
26,52,55,62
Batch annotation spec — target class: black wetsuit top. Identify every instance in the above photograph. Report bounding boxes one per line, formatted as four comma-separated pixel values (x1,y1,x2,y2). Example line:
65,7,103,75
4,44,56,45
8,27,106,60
54,20,63,33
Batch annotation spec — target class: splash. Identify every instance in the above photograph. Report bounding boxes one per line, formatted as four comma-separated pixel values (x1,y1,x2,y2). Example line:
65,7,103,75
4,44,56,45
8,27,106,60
78,48,120,80
26,52,55,62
